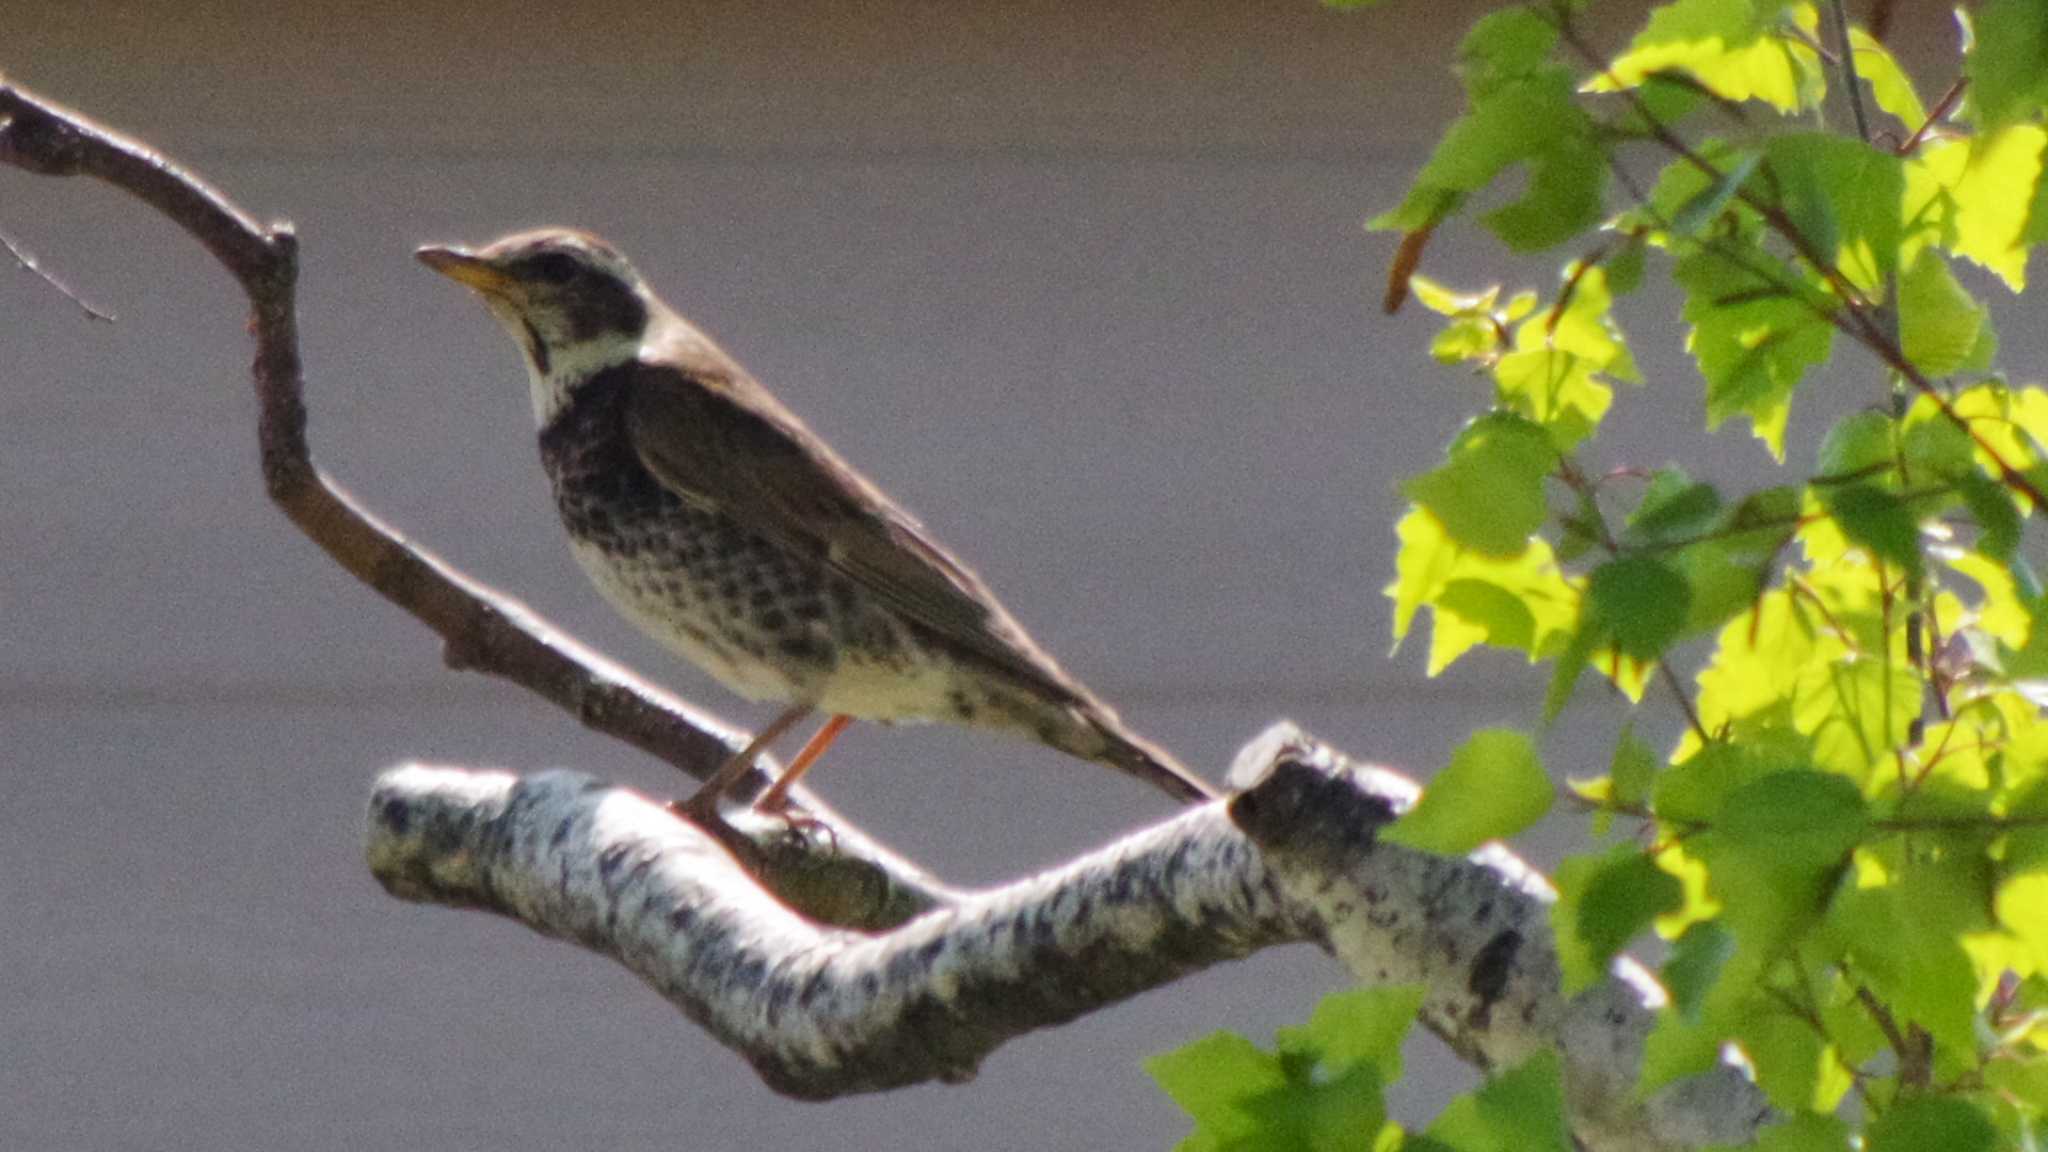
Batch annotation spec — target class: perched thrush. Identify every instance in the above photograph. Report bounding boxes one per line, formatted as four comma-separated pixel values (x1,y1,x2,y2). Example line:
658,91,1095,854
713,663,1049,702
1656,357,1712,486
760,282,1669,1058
418,229,1216,815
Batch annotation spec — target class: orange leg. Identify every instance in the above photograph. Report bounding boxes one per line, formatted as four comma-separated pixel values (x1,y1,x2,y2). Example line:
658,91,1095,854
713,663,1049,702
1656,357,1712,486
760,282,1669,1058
676,702,813,823
755,714,854,812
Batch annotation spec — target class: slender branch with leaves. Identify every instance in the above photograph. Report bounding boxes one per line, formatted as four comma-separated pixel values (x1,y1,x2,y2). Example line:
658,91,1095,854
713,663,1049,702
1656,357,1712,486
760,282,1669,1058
1150,1,2048,1148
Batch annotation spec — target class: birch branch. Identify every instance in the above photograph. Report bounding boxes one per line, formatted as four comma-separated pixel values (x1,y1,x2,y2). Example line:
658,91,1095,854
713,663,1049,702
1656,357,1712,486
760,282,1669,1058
5,75,1775,1150
369,722,1772,1149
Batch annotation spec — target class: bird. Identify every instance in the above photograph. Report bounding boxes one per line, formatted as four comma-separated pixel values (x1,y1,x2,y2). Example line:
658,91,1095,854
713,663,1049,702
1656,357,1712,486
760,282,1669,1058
417,228,1217,819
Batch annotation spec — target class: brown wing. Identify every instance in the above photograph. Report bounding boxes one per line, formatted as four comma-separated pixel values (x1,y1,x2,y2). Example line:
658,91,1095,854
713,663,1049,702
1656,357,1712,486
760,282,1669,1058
623,326,1092,708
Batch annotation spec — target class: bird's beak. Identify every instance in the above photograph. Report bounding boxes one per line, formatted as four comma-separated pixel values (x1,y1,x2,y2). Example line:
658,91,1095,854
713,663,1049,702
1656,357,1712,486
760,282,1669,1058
416,245,512,295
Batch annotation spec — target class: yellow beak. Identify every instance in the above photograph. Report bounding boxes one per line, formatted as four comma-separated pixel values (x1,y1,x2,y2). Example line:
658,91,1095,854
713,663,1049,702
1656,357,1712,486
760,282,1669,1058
416,245,513,294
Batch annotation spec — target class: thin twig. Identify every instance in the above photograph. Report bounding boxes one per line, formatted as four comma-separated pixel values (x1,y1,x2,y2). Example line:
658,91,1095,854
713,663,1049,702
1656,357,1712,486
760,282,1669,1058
0,225,114,321
1899,78,1966,156
1553,17,2048,510
0,76,949,920
1827,0,1872,144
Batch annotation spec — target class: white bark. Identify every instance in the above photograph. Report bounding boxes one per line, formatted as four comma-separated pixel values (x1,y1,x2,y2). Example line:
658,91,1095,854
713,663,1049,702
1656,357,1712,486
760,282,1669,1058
367,722,1771,1148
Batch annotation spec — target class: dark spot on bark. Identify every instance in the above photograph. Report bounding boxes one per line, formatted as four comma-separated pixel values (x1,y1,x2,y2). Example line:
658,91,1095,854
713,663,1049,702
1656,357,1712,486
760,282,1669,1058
1468,929,1522,1008
551,816,573,847
381,796,410,835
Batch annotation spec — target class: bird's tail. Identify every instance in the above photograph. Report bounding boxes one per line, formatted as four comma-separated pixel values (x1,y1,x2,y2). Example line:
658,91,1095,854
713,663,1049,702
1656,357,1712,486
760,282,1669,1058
1066,707,1221,804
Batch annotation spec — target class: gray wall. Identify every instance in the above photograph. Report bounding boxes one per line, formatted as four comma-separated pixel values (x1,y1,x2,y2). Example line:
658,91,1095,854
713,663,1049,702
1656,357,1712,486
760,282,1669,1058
1,2,1980,1149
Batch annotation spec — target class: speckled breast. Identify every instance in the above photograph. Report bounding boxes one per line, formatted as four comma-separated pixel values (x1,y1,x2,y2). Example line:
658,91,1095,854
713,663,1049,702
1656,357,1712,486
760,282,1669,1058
534,368,966,721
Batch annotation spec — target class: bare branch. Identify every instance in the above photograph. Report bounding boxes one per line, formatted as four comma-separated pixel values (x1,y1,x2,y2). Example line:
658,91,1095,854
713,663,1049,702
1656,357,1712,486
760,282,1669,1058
0,79,861,810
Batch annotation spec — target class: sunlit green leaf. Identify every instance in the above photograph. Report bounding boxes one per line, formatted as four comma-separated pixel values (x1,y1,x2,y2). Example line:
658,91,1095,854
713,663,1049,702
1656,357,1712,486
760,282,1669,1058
1675,240,1836,458
1385,729,1551,854
1553,845,1682,993
1693,771,1864,983
1734,1009,1832,1111
1421,1052,1570,1152
1146,1031,1286,1144
1457,6,1559,99
1371,67,1605,251
1899,248,1996,377
1906,127,2047,291
1848,27,1926,130
1968,0,2048,128
1592,0,1822,112
1387,509,1579,674
1404,413,1558,555
1760,134,1903,292
1274,984,1426,1081
1792,657,1922,781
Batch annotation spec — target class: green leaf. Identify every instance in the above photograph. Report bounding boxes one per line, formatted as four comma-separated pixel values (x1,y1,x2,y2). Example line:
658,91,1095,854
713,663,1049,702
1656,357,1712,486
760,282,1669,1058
1421,1051,1571,1152
1750,1111,1852,1152
1403,414,1558,556
1553,846,1682,993
1457,6,1559,99
1901,408,1976,482
1960,471,2023,561
1866,1096,1997,1152
1831,879,1981,1057
1622,469,1723,544
1146,1031,1286,1143
1274,984,1426,1081
1491,350,1613,450
1792,658,1923,781
1662,921,1734,1017
1694,771,1865,978
1849,27,1926,129
1588,554,1692,659
1819,483,1924,580
1907,128,2047,291
1385,729,1551,854
1611,723,1658,808
1968,0,2048,128
1371,67,1605,251
1734,1010,1830,1111
1543,624,1596,723
1817,409,1894,480
1386,509,1578,675
1665,151,1763,237
1760,134,1905,293
1594,0,1821,112
1675,241,1836,458
1899,248,1995,377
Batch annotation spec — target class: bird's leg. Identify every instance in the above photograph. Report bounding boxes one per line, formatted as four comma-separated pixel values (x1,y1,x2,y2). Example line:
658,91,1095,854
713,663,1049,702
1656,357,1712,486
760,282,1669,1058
755,714,854,813
675,702,813,824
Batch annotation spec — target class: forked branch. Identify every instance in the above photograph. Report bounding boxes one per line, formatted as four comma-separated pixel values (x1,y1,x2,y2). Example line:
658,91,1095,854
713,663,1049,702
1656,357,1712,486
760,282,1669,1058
4,77,1770,1150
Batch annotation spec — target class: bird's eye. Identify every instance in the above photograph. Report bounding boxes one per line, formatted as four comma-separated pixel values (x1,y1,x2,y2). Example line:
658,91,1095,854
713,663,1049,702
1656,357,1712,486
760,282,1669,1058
525,253,582,285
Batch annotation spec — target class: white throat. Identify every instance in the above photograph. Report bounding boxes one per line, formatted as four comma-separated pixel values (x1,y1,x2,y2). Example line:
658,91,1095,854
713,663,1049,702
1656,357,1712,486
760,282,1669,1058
521,329,645,428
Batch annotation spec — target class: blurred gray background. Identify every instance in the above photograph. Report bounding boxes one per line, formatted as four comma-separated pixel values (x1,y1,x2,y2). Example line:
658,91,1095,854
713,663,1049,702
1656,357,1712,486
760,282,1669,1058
1,2,1981,1149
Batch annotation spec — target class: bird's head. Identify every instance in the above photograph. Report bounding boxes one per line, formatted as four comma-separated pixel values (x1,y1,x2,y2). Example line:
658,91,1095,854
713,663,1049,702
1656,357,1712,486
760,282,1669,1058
418,229,654,423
